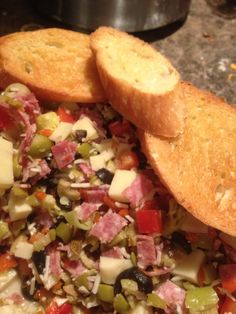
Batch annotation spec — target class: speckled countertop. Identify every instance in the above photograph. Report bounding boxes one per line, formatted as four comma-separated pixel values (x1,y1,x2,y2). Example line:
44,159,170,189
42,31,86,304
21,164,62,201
0,0,235,103
155,0,236,104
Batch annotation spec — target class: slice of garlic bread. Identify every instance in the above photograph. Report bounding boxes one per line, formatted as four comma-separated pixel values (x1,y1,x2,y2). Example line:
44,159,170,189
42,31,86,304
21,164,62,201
0,28,106,103
140,82,236,236
90,26,185,137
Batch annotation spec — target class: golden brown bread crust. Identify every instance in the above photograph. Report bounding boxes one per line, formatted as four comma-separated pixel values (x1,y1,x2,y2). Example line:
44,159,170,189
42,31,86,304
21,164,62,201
90,27,186,138
139,82,236,236
0,28,106,103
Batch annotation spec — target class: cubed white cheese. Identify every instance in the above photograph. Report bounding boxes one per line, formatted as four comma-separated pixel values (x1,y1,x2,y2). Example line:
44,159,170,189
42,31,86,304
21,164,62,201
128,304,153,314
72,116,98,140
14,242,34,260
0,269,17,292
9,199,32,221
40,273,58,290
0,137,14,190
95,140,115,159
100,256,132,284
102,149,114,162
172,249,205,284
0,305,24,314
108,169,137,202
49,122,73,142
90,148,115,171
89,154,106,171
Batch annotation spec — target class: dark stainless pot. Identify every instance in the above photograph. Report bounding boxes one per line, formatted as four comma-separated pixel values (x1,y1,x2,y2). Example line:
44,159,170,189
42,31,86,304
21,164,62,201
35,0,191,32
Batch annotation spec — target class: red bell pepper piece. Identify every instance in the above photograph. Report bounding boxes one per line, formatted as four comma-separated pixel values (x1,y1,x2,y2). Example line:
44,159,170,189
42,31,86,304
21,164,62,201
136,209,162,234
0,253,18,272
0,106,16,130
219,264,236,293
220,296,236,314
117,151,139,170
45,301,73,314
57,107,74,123
108,120,132,137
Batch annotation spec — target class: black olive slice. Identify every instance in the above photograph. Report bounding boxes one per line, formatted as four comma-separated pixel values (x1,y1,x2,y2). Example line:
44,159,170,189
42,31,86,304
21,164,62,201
96,168,114,184
32,251,46,274
114,266,153,295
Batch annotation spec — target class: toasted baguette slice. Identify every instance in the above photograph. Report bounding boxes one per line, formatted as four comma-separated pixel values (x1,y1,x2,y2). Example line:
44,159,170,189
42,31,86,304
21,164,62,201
139,82,236,236
0,28,106,103
90,27,185,138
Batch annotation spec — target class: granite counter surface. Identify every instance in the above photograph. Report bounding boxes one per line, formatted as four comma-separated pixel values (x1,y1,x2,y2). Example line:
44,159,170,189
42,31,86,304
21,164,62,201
0,0,235,103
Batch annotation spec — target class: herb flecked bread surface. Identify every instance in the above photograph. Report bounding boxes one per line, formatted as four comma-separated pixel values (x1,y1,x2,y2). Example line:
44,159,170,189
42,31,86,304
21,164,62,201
0,28,106,103
90,26,186,138
139,82,236,236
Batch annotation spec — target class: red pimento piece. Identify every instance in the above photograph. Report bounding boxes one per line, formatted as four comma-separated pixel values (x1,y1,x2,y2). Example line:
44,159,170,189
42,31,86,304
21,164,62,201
45,301,73,314
35,190,47,201
38,128,53,137
18,258,32,276
57,107,74,123
118,208,129,217
0,253,18,272
103,195,118,211
0,106,16,130
117,151,139,170
108,120,132,137
219,264,236,293
220,296,236,314
136,209,162,234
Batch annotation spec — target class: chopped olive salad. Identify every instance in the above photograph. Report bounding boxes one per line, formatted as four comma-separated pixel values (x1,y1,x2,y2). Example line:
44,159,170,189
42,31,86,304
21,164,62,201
0,83,235,314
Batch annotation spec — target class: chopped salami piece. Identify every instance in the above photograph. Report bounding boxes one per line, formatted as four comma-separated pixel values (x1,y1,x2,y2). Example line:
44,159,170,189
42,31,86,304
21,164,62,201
17,92,41,123
6,293,24,305
90,211,128,243
102,247,124,259
137,235,157,269
79,162,95,178
35,212,54,228
123,174,154,206
30,159,51,184
49,250,62,277
0,93,40,168
52,141,77,169
76,202,98,221
18,110,37,167
155,280,186,310
80,188,107,203
63,259,86,277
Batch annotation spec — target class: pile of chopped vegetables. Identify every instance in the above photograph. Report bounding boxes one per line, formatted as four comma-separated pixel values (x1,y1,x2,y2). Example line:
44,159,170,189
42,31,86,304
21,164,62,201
0,83,236,314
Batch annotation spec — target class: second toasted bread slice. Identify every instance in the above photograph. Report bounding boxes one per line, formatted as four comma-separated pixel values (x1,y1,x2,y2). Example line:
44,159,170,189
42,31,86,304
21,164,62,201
90,27,185,137
140,82,236,236
0,28,106,103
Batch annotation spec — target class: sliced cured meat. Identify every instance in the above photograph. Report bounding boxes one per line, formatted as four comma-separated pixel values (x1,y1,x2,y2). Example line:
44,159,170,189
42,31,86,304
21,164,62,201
123,174,153,206
79,163,95,178
155,280,186,310
63,259,86,277
49,250,62,277
76,202,98,221
102,247,123,259
137,235,157,269
80,188,107,203
52,141,77,169
90,211,127,243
